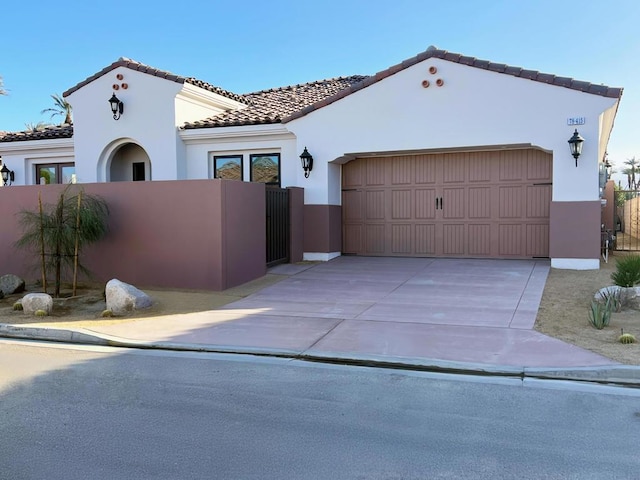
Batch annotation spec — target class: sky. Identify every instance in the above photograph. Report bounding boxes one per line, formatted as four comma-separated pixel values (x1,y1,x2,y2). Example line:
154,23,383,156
1,0,639,176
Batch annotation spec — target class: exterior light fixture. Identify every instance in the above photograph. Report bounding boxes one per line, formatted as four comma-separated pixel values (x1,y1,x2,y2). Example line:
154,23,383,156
299,147,313,178
109,93,124,120
1,163,15,186
568,129,584,167
604,155,612,180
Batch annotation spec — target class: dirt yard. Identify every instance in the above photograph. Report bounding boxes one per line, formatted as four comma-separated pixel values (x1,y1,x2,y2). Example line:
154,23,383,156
1,257,639,364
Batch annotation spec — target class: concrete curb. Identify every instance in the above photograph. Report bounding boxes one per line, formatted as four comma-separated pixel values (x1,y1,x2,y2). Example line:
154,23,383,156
1,323,639,387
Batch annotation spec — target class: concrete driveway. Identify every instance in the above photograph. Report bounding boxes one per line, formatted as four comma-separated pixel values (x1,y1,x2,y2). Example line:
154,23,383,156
91,256,616,368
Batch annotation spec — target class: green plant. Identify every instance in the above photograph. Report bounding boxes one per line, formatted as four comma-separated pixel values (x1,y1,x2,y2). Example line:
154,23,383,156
101,309,113,318
588,300,612,330
619,333,636,344
611,255,640,287
13,302,23,311
16,185,109,297
34,309,48,317
598,287,622,312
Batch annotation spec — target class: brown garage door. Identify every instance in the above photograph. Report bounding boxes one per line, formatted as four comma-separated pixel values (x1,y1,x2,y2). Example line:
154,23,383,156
342,149,551,258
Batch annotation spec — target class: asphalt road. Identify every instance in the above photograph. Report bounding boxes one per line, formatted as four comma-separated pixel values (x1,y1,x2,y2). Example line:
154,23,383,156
0,340,639,480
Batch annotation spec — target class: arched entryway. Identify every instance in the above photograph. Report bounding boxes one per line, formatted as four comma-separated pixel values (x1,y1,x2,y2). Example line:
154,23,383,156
107,142,152,182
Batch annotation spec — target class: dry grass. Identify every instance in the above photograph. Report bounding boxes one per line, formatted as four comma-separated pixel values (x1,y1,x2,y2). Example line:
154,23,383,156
535,253,640,365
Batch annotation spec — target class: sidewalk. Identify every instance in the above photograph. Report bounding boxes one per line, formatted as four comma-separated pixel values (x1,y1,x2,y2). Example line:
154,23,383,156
2,257,639,386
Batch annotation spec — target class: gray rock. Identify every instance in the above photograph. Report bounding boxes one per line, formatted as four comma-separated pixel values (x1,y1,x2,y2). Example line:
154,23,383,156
594,285,640,310
0,274,26,295
105,279,152,315
22,293,53,315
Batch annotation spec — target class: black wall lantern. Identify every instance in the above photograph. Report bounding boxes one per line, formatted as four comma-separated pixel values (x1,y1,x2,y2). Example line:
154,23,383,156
1,163,15,186
299,147,314,178
109,93,124,120
568,129,584,167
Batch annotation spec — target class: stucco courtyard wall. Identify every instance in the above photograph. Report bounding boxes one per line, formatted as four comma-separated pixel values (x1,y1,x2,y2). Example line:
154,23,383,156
0,179,266,291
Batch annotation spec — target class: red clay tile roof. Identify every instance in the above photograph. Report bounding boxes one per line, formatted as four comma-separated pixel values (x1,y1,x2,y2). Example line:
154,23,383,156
282,46,623,123
0,124,73,142
62,57,247,104
2,46,623,142
182,75,368,129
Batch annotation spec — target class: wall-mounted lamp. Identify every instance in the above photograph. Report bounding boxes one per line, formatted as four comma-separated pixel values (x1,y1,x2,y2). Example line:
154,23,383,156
0,163,15,186
568,129,584,167
299,147,314,178
604,154,612,181
109,93,124,120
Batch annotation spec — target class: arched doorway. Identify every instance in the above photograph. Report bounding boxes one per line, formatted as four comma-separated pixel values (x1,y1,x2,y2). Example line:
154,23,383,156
109,143,152,182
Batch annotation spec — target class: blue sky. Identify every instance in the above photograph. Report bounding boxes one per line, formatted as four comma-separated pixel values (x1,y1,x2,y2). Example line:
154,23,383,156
1,0,638,172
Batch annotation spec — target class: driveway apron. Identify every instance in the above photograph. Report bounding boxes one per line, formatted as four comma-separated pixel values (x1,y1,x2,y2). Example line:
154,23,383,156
93,257,616,368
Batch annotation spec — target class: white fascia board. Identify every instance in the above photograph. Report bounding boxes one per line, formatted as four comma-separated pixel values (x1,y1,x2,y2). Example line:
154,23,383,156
0,138,75,155
179,124,295,144
178,83,247,112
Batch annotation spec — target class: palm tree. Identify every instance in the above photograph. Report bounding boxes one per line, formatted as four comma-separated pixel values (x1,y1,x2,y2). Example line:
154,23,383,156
624,157,639,190
24,121,51,132
41,94,72,125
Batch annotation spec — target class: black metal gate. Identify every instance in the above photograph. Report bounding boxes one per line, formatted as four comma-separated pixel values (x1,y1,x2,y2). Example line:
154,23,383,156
266,187,290,266
614,189,640,251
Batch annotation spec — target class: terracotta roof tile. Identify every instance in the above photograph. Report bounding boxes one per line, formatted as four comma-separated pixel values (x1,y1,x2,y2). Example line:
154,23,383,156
182,75,368,129
0,124,74,143
62,57,246,104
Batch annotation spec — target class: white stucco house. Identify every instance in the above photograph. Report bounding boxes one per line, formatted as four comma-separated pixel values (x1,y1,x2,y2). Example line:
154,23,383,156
0,46,622,269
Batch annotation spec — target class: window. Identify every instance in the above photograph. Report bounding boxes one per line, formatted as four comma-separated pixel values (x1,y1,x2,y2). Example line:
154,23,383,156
214,155,243,181
35,163,75,184
250,153,280,186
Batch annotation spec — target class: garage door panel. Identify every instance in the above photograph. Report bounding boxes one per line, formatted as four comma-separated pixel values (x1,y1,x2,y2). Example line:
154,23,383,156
366,190,385,220
366,158,386,186
342,190,363,222
526,185,551,218
443,224,465,255
415,154,438,184
499,152,524,181
342,161,363,188
365,224,385,254
392,224,412,254
415,224,436,254
499,224,523,256
392,156,413,185
443,188,466,219
499,186,523,218
527,150,553,181
469,152,493,182
468,187,491,219
415,189,436,219
443,154,466,184
468,224,492,256
343,224,362,254
527,224,549,257
392,189,412,219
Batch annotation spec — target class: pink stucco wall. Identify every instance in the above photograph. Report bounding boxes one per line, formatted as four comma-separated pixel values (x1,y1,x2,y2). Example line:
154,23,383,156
0,179,266,290
549,200,601,259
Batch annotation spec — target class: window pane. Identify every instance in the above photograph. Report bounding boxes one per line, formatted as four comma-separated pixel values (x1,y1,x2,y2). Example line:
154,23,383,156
214,156,242,180
38,167,57,185
250,154,279,185
61,165,76,184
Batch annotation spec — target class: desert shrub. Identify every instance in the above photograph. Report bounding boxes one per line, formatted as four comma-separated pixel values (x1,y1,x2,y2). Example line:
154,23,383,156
13,302,23,311
611,255,640,287
598,287,622,312
588,300,611,330
34,309,48,317
101,309,113,318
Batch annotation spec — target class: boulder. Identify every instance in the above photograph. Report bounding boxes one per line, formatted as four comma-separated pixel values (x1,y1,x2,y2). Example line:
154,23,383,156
22,293,53,315
0,274,26,296
105,279,152,315
594,285,640,310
